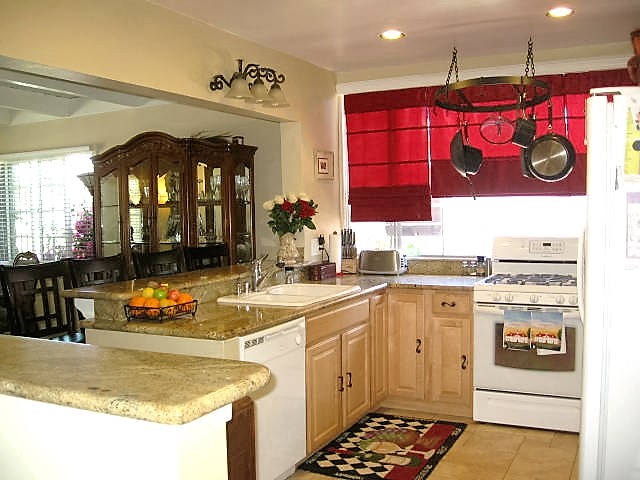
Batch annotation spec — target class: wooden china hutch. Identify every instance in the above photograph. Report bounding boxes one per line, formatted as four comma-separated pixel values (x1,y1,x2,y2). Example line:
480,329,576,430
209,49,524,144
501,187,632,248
92,131,257,274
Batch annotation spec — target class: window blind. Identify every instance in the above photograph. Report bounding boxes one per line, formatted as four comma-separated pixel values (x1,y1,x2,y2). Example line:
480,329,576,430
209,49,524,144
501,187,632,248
0,147,93,263
345,87,431,221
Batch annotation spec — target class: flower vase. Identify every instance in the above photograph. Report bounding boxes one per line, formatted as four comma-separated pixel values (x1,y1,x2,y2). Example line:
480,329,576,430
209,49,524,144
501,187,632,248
277,233,299,266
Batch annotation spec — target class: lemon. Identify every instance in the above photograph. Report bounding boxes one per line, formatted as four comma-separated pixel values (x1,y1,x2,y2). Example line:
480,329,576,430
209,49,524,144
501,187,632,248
141,287,155,298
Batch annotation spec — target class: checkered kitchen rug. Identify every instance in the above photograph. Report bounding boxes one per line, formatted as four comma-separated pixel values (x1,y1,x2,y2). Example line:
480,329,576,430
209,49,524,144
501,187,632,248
299,413,466,480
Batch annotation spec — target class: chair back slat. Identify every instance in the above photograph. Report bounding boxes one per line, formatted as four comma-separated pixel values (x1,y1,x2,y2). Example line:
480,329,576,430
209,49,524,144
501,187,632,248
0,260,80,341
70,254,128,287
183,244,229,271
132,249,186,279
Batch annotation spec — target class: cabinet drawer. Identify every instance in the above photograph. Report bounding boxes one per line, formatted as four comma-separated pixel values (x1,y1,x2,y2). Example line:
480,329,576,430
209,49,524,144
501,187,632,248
306,298,370,344
432,291,471,316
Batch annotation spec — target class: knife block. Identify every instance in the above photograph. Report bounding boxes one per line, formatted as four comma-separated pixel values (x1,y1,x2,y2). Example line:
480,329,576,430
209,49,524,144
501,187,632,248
341,257,358,274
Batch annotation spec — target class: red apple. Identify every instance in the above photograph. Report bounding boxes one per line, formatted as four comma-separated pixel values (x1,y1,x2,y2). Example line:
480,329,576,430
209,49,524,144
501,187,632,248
167,289,180,301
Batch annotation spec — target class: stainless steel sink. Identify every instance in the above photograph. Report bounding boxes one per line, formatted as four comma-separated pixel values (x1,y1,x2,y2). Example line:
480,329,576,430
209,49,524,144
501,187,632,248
216,283,361,307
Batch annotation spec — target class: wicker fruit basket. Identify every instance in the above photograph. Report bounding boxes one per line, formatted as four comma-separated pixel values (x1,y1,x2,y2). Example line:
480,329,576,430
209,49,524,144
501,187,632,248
124,300,198,323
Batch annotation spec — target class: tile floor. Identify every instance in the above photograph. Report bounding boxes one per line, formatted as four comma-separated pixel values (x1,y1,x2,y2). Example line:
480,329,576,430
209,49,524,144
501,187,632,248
289,408,579,480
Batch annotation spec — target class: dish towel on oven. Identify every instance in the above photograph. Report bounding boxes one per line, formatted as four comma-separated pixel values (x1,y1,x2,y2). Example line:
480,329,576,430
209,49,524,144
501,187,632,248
531,311,566,355
502,309,532,350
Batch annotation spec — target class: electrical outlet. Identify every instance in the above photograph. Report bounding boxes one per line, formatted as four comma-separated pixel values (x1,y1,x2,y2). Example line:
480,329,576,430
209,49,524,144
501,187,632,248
310,233,325,257
310,237,321,256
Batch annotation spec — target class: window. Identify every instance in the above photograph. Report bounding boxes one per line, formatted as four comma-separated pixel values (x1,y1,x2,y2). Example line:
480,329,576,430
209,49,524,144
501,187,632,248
0,147,93,263
352,195,587,258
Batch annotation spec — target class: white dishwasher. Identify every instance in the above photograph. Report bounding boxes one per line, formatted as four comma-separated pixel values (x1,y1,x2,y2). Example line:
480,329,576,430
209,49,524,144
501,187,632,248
227,318,306,480
85,317,307,480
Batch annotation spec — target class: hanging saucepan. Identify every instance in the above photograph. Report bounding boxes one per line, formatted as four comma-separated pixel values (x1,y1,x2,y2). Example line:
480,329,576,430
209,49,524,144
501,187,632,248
512,115,536,148
522,100,576,182
512,96,536,148
450,126,483,177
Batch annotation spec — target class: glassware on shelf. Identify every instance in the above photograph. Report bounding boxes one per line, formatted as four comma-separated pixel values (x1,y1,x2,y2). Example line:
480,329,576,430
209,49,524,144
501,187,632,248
128,175,141,205
235,175,250,201
210,175,221,201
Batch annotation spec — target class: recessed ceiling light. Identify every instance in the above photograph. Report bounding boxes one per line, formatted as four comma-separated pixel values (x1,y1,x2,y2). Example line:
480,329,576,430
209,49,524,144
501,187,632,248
379,29,406,40
547,6,574,18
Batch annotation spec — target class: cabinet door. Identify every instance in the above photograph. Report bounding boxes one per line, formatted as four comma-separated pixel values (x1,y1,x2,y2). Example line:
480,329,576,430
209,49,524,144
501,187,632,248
306,335,342,454
387,290,425,399
342,323,371,429
370,293,388,406
428,291,473,410
230,156,254,263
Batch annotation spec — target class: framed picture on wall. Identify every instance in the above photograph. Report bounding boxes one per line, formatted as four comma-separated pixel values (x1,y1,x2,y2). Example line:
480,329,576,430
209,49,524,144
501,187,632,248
314,150,334,180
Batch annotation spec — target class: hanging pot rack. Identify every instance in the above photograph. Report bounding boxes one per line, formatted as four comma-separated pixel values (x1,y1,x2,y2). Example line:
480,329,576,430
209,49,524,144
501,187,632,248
434,38,552,113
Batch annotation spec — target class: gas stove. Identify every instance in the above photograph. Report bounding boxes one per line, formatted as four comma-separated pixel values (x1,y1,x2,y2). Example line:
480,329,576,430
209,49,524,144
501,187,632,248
474,236,580,307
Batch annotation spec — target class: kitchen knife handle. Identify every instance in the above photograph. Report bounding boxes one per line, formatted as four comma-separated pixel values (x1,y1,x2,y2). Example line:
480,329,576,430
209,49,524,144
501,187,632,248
461,354,468,370
416,338,422,354
337,375,344,392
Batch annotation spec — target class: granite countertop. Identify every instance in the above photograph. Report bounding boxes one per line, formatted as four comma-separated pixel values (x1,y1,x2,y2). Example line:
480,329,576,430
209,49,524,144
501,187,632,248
70,270,482,340
0,335,270,425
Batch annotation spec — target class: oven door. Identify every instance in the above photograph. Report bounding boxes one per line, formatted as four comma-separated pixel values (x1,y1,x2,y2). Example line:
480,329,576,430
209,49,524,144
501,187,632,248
474,303,583,398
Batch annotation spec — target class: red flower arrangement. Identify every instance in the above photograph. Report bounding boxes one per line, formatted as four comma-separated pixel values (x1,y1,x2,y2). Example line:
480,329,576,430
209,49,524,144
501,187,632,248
263,193,318,236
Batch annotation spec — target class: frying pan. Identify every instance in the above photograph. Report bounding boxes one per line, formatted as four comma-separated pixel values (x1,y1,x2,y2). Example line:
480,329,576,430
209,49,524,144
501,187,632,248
521,100,576,182
522,133,576,181
450,129,483,177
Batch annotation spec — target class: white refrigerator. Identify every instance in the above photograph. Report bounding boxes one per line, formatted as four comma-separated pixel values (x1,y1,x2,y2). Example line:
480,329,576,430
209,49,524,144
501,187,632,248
581,86,640,479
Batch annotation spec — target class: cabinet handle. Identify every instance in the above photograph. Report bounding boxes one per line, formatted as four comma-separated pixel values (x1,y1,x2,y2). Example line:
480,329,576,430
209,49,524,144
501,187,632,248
416,338,422,354
441,301,456,308
346,372,353,388
461,354,468,370
337,375,344,392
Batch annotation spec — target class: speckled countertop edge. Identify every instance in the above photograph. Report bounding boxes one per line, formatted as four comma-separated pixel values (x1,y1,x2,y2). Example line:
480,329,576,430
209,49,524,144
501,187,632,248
81,273,482,340
0,336,270,425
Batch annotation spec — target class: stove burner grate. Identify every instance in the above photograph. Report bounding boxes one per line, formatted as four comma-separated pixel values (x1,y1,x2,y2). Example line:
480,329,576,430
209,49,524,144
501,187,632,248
484,273,577,287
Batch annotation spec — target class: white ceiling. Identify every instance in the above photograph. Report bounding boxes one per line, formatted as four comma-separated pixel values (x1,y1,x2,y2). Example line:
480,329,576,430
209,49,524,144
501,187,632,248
1,0,637,126
147,0,638,72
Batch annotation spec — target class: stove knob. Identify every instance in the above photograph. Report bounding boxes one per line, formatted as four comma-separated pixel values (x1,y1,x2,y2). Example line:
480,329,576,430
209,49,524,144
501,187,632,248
492,293,502,302
556,296,565,305
530,295,540,303
504,293,514,302
568,296,579,305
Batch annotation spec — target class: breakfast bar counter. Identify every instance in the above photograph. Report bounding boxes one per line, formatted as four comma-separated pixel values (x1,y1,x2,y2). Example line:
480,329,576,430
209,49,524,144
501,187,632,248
0,335,270,480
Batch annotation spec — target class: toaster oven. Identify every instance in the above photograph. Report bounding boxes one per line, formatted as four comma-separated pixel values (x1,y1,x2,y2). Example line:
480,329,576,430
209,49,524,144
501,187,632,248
358,250,407,275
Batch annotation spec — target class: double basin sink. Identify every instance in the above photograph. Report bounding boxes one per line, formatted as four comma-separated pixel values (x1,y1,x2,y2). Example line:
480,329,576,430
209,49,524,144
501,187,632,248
217,283,361,307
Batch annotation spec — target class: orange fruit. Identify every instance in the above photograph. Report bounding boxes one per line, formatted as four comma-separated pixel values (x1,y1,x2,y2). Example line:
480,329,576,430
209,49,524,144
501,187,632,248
143,297,161,317
128,296,146,307
176,292,193,304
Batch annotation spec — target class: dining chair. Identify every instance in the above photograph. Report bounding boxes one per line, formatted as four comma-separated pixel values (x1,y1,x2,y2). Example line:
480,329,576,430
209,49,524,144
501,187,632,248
13,251,40,266
183,244,229,271
132,248,186,278
69,254,129,287
0,260,83,342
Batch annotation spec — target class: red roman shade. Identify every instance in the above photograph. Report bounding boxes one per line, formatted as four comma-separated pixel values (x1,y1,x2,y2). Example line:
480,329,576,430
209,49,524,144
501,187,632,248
345,68,633,217
345,87,431,221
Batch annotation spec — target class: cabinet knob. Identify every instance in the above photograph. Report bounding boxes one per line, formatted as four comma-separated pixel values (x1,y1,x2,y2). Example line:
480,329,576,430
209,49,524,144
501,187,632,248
461,354,468,370
416,338,422,354
346,372,353,388
337,375,344,392
441,301,456,308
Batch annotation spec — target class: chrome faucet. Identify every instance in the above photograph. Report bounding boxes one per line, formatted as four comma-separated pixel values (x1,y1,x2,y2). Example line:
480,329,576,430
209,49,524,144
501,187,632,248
252,253,271,291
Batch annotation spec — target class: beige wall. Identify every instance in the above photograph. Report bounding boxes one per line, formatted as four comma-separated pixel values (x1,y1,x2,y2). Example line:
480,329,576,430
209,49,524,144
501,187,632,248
0,0,341,260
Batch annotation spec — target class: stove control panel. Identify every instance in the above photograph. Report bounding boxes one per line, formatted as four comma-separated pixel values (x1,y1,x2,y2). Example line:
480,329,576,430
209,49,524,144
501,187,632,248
474,289,579,307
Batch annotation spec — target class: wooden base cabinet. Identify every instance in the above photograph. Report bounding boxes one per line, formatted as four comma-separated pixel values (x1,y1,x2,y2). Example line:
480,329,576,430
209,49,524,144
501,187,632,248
306,299,371,454
370,293,388,407
385,288,473,417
